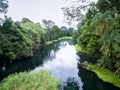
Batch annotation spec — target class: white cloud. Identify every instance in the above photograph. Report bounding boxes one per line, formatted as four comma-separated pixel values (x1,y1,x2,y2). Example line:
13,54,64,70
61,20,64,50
7,0,74,27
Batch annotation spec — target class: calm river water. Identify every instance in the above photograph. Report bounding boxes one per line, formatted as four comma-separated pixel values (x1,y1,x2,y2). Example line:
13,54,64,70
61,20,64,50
0,40,119,90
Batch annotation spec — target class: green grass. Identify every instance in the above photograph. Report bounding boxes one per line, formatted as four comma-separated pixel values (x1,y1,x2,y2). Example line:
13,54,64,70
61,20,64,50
45,41,53,45
88,64,120,88
45,36,72,45
0,70,60,90
58,36,72,40
75,44,82,52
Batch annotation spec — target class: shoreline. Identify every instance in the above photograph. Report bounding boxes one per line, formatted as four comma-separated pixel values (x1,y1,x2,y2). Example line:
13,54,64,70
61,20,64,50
0,36,72,64
81,62,120,88
75,44,120,88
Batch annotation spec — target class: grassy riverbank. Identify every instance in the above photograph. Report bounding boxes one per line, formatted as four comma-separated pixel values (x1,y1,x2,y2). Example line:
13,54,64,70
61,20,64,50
75,44,120,88
82,63,120,88
58,36,72,40
75,44,88,54
45,36,72,45
0,70,60,90
75,44,82,52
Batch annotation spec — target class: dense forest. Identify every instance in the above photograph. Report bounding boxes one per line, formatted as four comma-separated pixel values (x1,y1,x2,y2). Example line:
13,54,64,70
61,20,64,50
0,1,74,63
63,0,120,76
0,0,120,90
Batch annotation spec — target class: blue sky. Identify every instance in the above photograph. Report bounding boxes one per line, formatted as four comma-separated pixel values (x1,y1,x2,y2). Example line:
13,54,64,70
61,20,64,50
7,0,74,27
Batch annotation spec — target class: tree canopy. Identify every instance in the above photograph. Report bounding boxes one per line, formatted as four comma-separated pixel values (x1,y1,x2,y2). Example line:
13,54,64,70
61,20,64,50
0,17,74,62
63,0,120,76
0,0,8,14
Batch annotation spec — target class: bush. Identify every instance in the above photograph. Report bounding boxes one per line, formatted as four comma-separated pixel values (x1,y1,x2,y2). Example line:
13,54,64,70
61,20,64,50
0,70,60,90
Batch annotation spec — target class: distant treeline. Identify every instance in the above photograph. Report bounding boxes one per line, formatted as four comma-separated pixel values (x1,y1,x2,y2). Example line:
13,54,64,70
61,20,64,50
0,17,74,62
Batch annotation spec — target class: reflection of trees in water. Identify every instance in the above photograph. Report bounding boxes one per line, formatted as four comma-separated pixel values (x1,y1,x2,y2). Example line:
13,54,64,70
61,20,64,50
0,40,74,81
63,77,79,90
44,40,74,61
60,42,67,48
49,50,56,61
76,52,96,64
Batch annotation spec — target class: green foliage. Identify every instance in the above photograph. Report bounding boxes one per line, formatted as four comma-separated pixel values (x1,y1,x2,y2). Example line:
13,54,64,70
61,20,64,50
63,77,79,90
42,19,55,29
6,52,16,60
21,18,33,23
21,21,42,44
0,70,60,90
45,36,72,46
43,23,74,42
58,36,72,40
76,21,100,55
70,0,120,76
0,17,73,62
78,32,99,55
62,1,96,25
72,24,83,43
89,65,120,88
82,62,120,88
96,0,120,13
0,17,44,62
75,44,82,52
98,30,120,69
0,0,8,14
90,11,113,36
114,14,120,29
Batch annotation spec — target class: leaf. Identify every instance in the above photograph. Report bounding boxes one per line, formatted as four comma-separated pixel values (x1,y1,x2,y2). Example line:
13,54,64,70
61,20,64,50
114,61,120,68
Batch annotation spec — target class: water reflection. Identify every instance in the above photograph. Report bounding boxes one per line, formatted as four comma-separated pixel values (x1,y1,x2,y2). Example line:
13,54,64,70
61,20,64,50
34,41,83,90
0,40,119,90
0,40,66,80
1,66,6,72
78,63,120,90
63,77,80,90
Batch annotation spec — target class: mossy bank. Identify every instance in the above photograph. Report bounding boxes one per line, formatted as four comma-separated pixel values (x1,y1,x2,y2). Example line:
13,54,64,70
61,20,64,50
81,62,120,88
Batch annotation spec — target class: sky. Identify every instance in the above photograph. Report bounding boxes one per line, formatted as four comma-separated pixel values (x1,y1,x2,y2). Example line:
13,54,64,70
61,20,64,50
7,0,74,27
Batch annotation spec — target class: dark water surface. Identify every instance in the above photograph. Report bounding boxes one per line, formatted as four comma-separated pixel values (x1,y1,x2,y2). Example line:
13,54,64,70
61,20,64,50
0,40,120,90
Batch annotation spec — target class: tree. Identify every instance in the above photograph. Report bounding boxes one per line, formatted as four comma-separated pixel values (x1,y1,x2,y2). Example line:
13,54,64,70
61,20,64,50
72,0,120,73
21,18,33,23
2,16,13,29
67,27,74,36
0,0,8,14
60,26,68,36
62,0,96,25
98,30,120,69
96,0,120,13
60,26,67,31
91,11,113,36
42,19,55,30
0,0,8,25
49,25,61,40
0,17,45,62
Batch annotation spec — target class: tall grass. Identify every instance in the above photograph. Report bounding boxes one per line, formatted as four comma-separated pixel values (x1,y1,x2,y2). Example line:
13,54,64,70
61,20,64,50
0,70,60,90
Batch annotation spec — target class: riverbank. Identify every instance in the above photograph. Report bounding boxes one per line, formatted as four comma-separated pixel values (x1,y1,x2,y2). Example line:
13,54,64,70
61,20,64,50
45,36,72,45
81,62,120,88
0,70,60,90
75,44,120,88
75,44,82,52
0,36,72,63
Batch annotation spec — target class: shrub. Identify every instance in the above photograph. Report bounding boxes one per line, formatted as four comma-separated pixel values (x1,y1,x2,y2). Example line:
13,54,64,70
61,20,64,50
0,70,60,90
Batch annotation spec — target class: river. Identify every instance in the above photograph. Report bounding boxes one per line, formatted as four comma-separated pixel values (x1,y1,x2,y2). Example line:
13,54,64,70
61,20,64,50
0,40,119,90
